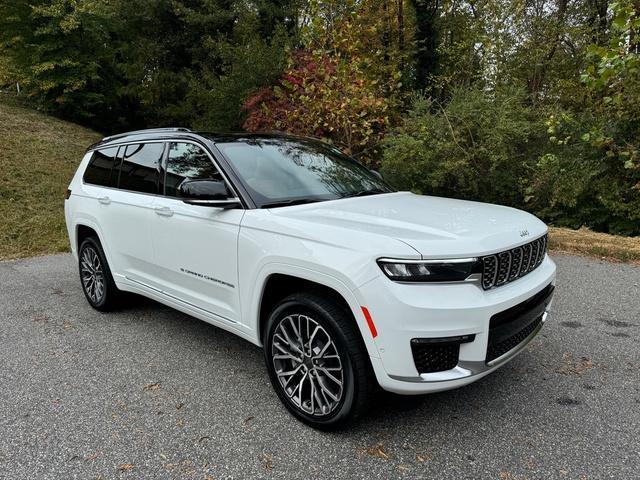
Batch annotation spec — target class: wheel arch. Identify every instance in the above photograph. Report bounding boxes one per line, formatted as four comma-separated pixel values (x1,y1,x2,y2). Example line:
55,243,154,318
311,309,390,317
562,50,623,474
253,268,380,359
72,220,115,269
76,224,99,250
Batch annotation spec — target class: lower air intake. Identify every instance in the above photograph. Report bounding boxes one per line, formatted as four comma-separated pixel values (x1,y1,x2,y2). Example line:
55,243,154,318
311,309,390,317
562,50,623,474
410,334,475,374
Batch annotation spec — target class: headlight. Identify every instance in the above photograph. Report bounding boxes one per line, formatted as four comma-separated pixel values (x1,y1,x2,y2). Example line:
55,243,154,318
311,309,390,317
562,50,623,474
377,258,480,283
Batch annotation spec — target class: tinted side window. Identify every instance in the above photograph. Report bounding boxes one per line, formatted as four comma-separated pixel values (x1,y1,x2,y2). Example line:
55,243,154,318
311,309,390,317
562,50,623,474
83,147,119,186
164,143,223,197
118,143,164,194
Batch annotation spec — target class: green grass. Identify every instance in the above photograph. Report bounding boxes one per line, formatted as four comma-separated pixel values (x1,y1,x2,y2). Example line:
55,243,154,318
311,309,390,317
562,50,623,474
0,95,101,260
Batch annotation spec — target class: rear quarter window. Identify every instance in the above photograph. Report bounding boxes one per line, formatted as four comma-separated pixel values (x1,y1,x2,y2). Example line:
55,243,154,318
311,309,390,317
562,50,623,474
83,147,119,187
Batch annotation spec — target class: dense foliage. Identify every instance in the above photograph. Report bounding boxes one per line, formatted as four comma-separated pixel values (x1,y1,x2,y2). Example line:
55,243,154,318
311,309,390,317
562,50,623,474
381,89,545,208
243,0,408,162
0,0,294,131
530,2,640,235
1,0,639,234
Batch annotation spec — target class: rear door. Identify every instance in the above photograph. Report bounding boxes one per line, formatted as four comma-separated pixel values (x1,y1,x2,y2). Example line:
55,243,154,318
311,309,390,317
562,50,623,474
95,142,164,285
75,146,119,253
150,141,244,324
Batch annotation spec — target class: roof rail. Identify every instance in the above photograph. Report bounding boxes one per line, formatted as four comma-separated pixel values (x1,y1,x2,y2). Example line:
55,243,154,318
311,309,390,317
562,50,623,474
101,127,192,143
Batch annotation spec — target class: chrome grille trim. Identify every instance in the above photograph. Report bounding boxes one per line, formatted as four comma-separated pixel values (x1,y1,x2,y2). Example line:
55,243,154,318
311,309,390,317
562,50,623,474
480,234,548,290
530,239,540,272
509,247,523,280
496,251,511,286
522,243,532,274
482,255,498,290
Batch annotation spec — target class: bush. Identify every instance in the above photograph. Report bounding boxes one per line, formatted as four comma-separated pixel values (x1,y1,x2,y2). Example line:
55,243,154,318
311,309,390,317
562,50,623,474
530,111,640,235
531,1,640,236
243,50,392,164
380,88,544,207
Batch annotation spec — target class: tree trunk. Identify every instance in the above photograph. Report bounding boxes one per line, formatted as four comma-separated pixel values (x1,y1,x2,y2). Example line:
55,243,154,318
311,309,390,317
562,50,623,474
411,0,439,91
398,0,405,52
527,0,568,103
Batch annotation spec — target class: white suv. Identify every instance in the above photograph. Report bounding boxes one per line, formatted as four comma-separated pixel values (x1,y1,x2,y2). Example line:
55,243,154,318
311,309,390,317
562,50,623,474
65,128,556,428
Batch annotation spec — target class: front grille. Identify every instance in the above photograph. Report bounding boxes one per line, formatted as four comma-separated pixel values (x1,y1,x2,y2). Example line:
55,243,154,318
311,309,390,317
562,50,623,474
481,234,547,290
486,315,543,362
411,343,460,373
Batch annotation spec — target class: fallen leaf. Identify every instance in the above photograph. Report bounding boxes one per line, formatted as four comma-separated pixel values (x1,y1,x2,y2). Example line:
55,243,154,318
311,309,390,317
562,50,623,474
416,454,429,463
361,444,391,460
242,416,255,426
143,383,161,391
118,463,134,471
261,452,274,470
499,472,512,479
556,353,595,376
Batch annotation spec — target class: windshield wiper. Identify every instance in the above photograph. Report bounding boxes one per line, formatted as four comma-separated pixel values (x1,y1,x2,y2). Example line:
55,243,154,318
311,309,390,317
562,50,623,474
260,198,323,209
342,188,390,198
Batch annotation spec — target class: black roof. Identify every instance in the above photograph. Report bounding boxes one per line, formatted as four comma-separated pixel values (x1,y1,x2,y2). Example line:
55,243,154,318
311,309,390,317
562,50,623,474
88,128,320,151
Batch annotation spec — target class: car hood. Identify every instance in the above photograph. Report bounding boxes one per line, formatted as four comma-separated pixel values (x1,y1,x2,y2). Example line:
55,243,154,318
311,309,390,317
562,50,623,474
267,192,547,258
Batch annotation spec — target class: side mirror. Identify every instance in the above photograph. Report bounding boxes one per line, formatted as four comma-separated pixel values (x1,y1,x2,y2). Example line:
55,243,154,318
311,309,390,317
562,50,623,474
179,179,241,208
370,169,383,180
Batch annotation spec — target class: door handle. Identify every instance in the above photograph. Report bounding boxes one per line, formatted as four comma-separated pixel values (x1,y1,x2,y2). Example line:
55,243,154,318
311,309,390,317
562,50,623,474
154,206,174,217
98,196,111,205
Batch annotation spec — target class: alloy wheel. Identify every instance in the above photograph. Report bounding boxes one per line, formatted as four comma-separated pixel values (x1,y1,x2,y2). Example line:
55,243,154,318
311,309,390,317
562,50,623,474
80,246,105,304
271,314,344,416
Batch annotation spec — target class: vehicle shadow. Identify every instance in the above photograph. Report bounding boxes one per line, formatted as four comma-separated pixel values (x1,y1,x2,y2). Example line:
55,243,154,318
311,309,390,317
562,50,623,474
116,292,550,432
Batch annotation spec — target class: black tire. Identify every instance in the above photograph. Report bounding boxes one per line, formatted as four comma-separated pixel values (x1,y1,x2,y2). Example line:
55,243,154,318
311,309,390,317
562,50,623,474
78,236,121,311
263,291,375,429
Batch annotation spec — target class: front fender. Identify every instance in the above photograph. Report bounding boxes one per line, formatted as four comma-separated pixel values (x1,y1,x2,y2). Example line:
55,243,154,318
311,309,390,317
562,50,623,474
243,261,382,359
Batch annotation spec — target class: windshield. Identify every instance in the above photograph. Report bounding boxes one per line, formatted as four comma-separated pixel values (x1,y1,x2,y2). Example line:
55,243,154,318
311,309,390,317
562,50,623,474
216,137,393,208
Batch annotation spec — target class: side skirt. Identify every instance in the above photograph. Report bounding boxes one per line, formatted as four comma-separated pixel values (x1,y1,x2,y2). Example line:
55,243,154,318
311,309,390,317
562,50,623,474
115,274,260,346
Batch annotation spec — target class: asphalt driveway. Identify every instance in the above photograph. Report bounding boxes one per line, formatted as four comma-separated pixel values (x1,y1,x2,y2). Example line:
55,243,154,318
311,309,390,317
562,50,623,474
0,254,638,479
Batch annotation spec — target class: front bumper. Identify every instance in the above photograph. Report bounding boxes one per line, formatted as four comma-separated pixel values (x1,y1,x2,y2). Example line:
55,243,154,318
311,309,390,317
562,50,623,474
355,256,556,394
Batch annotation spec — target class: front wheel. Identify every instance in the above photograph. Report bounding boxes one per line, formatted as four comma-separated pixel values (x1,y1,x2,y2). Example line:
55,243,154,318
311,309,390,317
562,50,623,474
263,292,374,429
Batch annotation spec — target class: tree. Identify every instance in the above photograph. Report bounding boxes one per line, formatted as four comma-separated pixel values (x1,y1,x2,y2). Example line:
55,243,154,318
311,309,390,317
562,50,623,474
0,0,121,127
243,0,413,163
243,51,392,163
532,0,640,235
0,0,298,132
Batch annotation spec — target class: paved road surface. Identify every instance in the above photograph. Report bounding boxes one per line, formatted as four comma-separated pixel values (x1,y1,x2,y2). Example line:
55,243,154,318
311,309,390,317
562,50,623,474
0,254,638,479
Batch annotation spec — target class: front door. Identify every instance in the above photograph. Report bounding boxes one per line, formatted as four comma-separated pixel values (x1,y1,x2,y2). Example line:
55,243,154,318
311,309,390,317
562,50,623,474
150,142,244,324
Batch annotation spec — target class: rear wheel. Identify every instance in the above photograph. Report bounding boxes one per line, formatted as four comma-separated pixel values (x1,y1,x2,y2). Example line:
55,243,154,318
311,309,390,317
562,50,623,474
78,236,120,311
263,292,374,429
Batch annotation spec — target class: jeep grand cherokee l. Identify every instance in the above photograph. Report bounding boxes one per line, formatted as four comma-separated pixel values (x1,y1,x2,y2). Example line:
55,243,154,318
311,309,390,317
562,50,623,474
64,128,556,428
